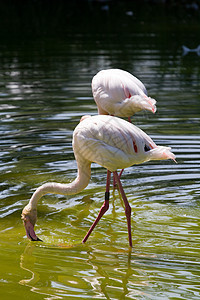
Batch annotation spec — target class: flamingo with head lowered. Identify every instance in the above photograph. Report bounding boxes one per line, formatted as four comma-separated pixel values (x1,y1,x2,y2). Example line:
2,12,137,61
22,115,175,247
92,69,156,121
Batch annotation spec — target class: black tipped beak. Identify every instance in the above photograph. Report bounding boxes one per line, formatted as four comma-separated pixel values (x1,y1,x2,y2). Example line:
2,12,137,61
37,237,43,242
28,233,43,242
23,218,43,242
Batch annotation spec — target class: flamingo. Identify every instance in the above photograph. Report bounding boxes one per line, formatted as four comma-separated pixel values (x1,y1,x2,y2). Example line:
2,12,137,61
22,115,175,247
92,69,157,120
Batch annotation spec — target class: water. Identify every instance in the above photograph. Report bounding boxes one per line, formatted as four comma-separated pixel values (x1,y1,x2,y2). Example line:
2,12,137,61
1,5,200,299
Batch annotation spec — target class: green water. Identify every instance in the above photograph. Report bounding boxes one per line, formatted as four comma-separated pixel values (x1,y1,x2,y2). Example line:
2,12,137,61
1,3,200,299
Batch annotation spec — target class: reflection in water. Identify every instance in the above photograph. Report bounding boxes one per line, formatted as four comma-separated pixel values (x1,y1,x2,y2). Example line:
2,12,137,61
20,242,155,299
20,244,39,287
20,244,62,300
85,248,151,299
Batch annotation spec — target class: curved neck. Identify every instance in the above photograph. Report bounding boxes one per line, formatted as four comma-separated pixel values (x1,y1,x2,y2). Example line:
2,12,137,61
28,161,91,209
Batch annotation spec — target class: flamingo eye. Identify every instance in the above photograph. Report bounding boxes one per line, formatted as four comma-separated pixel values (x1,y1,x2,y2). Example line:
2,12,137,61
144,144,151,152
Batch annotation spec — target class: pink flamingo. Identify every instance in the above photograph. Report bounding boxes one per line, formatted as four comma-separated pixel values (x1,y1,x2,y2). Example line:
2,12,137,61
92,68,156,120
22,115,175,247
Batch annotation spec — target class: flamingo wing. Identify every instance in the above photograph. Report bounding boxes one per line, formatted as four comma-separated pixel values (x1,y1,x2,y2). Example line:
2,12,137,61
73,115,174,172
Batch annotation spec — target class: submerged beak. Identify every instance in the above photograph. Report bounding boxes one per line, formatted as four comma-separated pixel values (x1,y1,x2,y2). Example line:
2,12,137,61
23,216,42,242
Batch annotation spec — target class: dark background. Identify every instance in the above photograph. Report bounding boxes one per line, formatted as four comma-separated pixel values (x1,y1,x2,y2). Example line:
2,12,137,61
0,0,199,38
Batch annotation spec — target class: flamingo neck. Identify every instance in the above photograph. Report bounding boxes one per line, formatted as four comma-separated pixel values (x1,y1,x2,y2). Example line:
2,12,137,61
28,161,91,209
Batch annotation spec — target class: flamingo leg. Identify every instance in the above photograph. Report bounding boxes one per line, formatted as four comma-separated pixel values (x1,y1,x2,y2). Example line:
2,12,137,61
113,168,124,188
82,170,111,244
113,171,132,248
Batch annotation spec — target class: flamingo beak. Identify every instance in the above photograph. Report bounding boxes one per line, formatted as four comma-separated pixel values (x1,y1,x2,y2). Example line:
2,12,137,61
149,99,157,114
163,150,177,163
152,105,156,114
144,95,157,113
23,216,42,242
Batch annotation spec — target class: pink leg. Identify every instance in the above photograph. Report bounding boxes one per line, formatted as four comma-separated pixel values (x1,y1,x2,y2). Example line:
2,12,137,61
113,168,124,188
82,170,111,244
113,171,132,248
118,169,124,178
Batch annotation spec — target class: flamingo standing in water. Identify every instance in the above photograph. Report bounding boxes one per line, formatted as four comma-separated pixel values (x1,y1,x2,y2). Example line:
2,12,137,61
92,68,157,182
92,69,156,121
22,115,175,247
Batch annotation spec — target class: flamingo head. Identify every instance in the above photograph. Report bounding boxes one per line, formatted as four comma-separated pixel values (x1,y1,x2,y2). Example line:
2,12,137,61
131,95,157,114
147,145,176,163
21,205,42,241
141,95,157,114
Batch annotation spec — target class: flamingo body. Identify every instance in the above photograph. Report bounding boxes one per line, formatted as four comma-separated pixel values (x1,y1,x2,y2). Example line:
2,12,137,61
74,115,173,172
92,69,156,117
